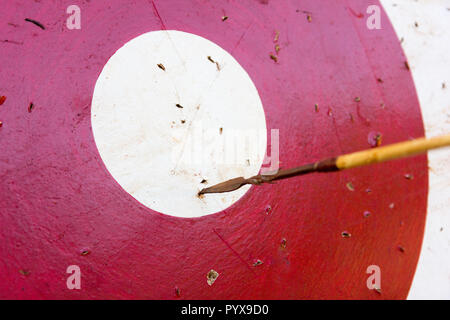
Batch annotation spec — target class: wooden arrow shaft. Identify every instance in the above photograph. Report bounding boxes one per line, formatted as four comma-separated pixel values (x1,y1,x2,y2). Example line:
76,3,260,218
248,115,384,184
336,134,450,170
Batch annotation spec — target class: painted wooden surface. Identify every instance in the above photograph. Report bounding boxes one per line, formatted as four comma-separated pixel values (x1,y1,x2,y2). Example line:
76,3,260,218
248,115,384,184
0,0,428,299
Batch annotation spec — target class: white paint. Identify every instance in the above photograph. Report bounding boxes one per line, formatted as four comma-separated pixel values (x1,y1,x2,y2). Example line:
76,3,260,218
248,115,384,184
381,0,450,299
91,30,267,218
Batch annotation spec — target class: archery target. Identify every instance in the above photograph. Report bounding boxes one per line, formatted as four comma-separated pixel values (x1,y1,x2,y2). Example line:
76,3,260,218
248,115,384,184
0,0,434,299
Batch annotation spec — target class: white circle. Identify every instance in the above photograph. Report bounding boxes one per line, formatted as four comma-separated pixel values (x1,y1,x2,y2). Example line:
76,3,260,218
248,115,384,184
91,30,267,218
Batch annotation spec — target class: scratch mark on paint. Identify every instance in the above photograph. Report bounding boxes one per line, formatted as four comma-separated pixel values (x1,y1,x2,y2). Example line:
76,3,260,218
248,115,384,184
213,228,255,274
150,0,167,30
231,21,254,55
2,39,24,45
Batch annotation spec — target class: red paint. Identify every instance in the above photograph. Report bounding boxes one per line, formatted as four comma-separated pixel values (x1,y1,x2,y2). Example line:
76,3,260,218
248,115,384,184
347,7,364,19
0,0,427,299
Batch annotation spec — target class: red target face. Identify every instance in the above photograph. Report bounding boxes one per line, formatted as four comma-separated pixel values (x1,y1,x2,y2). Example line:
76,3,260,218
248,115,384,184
0,0,427,299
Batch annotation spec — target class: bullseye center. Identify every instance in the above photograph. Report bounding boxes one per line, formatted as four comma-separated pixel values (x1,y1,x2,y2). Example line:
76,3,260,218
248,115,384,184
91,30,267,218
